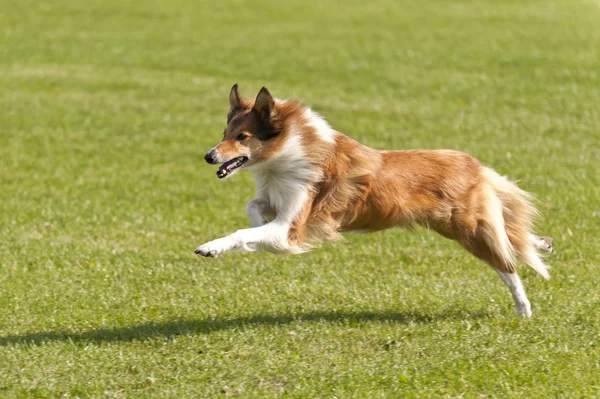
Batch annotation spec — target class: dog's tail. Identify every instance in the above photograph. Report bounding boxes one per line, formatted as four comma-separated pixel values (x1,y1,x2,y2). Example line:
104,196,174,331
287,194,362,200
481,168,551,279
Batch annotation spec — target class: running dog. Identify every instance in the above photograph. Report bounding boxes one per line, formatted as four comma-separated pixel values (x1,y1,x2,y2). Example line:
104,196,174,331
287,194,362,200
196,84,553,317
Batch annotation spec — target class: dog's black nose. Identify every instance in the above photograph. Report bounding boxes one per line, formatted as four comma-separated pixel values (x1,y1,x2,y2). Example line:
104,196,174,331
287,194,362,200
204,150,216,164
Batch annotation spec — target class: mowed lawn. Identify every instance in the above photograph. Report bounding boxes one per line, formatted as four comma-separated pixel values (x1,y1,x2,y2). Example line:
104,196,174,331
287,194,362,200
1,0,599,397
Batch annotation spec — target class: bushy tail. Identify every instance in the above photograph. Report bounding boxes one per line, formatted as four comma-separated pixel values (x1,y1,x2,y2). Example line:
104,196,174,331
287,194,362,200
482,168,551,279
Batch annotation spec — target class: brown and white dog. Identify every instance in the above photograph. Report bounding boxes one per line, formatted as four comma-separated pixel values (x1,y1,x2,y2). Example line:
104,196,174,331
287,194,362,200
196,84,552,317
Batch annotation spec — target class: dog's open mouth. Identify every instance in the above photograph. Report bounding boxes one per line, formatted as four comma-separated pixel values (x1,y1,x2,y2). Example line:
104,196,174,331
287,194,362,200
217,156,248,178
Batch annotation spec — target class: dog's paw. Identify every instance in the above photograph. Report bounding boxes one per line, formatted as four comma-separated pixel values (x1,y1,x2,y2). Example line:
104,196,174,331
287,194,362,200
538,236,553,253
516,306,532,318
194,246,219,257
194,237,235,258
532,235,554,253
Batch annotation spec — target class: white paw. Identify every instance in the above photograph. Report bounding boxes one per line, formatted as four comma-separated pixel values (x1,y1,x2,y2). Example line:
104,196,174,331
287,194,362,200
516,305,532,318
194,237,235,258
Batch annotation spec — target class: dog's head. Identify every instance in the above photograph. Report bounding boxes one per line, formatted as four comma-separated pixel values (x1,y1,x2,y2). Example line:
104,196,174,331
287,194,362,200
204,84,286,178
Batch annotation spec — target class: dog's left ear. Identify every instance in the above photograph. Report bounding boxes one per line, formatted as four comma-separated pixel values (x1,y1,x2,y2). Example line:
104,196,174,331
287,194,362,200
252,87,282,140
252,87,275,122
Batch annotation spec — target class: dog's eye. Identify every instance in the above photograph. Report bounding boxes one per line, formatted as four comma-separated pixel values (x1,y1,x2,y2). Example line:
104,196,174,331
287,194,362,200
236,133,248,141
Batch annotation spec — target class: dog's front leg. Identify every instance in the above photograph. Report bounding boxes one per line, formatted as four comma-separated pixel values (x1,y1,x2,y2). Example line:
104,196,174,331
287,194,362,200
245,198,273,228
194,221,291,257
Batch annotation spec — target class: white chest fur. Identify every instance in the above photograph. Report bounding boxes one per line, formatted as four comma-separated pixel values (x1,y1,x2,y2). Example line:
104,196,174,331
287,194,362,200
250,134,318,224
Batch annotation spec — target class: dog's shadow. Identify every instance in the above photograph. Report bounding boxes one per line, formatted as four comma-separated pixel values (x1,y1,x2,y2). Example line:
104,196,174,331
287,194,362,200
0,309,489,347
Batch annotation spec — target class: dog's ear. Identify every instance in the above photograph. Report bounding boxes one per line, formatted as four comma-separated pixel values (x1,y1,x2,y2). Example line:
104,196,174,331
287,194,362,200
252,87,275,122
252,87,282,140
229,83,242,110
228,83,242,121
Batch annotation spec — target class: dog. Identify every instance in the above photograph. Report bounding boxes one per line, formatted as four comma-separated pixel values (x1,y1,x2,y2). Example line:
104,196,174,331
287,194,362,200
196,84,553,317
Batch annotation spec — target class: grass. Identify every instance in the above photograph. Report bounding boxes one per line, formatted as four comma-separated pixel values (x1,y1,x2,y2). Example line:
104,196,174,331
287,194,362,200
1,0,599,397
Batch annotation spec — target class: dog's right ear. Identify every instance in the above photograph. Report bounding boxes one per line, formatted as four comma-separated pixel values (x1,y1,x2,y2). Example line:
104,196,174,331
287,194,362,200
228,83,242,121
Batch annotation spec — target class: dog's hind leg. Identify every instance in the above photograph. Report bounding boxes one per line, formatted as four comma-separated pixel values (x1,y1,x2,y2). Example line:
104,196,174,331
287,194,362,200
473,246,532,317
458,236,532,317
494,269,532,317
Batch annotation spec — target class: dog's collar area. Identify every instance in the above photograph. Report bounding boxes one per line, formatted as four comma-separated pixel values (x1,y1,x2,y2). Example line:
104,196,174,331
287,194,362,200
217,156,249,178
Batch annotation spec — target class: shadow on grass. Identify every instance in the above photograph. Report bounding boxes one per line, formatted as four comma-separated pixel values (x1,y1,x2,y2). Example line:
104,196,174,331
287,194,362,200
0,309,489,346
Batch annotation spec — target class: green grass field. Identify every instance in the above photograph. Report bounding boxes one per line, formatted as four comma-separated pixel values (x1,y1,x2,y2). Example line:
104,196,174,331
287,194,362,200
1,0,599,397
